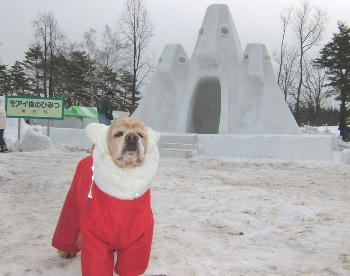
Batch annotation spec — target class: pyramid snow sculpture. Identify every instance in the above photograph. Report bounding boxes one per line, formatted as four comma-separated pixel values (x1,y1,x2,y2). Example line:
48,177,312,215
133,4,300,135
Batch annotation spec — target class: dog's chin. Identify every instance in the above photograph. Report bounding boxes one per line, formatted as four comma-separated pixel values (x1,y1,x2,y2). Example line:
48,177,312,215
113,151,145,168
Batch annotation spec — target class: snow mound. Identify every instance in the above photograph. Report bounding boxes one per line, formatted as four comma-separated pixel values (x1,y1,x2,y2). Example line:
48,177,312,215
21,127,53,151
4,118,53,152
5,118,30,151
301,125,333,135
301,125,350,152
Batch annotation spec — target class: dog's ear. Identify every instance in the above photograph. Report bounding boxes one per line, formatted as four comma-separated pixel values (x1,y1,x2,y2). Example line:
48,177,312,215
147,127,160,150
85,123,109,152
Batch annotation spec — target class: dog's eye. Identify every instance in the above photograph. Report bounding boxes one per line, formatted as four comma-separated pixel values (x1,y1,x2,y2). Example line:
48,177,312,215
114,131,124,138
138,133,144,139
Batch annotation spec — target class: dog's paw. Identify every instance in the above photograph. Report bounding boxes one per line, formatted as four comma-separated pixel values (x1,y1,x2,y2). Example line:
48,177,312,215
57,249,77,259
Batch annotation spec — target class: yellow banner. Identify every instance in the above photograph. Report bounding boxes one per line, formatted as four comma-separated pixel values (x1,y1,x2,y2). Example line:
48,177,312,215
5,96,64,120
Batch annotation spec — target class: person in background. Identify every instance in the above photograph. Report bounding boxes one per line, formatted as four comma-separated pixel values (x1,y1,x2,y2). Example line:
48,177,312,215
97,91,116,126
0,109,8,152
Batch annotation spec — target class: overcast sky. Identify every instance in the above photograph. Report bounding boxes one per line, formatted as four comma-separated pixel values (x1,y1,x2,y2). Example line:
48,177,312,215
0,0,349,66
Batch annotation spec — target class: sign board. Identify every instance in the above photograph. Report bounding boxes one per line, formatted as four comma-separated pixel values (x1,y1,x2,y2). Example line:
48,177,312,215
5,95,64,120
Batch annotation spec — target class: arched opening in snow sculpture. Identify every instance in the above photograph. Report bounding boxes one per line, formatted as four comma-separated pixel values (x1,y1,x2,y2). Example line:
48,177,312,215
189,77,221,134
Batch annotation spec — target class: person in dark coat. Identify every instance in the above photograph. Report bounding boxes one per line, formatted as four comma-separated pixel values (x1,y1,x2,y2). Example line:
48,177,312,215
97,91,116,125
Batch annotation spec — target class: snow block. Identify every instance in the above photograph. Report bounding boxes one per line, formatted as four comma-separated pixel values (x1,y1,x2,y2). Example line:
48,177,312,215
47,128,334,161
197,134,333,161
47,127,91,150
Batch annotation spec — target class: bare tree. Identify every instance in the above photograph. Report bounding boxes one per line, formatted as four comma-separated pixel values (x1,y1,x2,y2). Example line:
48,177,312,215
97,25,124,105
277,7,294,87
275,47,298,103
83,29,98,60
301,59,332,125
98,25,123,70
293,0,326,124
32,12,64,97
120,0,153,112
81,26,124,107
81,28,99,105
0,42,3,64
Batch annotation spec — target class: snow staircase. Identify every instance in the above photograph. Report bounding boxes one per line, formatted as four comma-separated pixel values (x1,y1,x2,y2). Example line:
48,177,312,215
158,133,198,158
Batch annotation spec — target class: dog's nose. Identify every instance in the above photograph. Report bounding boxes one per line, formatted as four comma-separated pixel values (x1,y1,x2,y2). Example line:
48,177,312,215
126,134,139,144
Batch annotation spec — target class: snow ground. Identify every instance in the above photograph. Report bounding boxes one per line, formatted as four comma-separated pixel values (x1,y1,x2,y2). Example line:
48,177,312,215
1,149,350,275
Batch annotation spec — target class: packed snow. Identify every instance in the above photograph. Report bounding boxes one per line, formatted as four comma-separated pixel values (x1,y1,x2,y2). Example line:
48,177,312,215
1,121,350,275
4,118,53,152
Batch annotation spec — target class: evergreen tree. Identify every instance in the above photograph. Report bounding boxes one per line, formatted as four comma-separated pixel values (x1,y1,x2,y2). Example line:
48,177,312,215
65,50,91,106
294,106,341,126
96,66,120,102
0,64,11,95
123,70,141,114
54,53,71,106
54,50,91,107
9,61,30,95
22,44,43,96
117,70,134,113
315,22,350,141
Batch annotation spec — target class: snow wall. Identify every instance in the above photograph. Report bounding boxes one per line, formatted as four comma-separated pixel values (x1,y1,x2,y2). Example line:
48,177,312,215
197,135,333,160
48,127,91,150
47,127,334,161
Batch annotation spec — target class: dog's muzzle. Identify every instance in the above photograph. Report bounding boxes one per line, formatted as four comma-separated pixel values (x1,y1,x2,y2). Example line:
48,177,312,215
125,134,139,151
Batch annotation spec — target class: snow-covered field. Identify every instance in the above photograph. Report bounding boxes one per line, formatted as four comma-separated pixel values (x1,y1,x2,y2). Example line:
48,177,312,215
1,148,350,275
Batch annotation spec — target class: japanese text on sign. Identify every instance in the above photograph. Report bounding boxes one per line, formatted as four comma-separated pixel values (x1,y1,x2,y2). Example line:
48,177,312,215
5,96,64,120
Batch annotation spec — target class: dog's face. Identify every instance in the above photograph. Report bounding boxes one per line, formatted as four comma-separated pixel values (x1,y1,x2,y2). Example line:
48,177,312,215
107,117,148,168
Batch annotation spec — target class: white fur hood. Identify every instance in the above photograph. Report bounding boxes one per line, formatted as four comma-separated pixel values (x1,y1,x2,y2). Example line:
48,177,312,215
85,122,160,200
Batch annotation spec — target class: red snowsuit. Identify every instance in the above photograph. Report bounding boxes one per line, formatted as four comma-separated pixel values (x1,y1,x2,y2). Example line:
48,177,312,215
52,155,154,276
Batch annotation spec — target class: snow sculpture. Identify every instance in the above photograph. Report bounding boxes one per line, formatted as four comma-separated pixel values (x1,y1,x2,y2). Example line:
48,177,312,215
133,4,300,135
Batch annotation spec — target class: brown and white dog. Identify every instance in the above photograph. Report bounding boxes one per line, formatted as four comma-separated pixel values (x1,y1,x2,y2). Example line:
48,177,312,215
52,117,160,276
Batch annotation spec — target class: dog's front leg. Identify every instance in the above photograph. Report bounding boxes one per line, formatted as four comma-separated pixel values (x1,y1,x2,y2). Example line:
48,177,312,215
56,234,81,259
81,231,114,276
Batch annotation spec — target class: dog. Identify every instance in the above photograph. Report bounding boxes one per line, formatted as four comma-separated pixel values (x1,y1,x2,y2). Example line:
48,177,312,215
52,117,160,276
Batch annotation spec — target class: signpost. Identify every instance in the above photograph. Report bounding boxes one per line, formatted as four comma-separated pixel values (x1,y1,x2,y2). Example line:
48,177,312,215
5,95,64,140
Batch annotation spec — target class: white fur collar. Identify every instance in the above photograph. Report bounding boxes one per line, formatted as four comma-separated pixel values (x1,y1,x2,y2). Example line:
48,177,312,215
85,123,160,200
